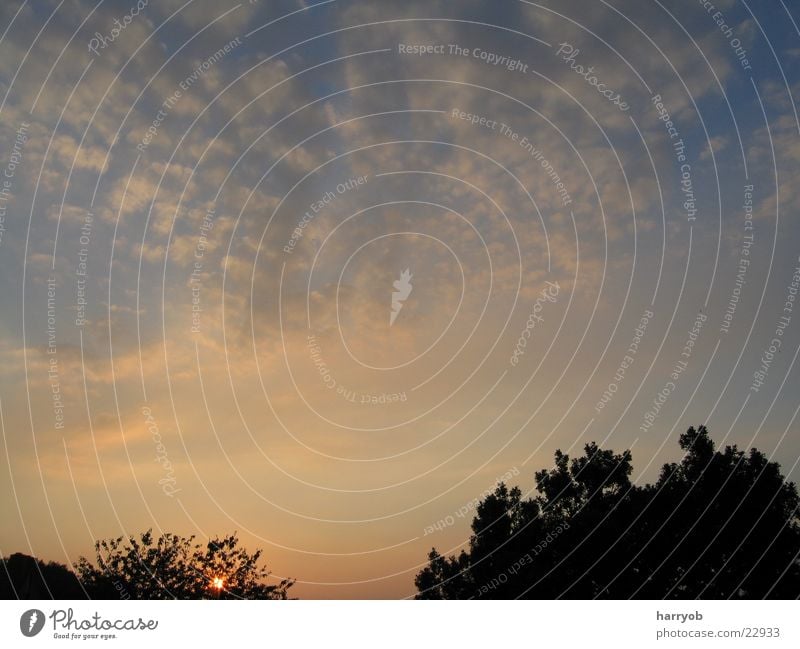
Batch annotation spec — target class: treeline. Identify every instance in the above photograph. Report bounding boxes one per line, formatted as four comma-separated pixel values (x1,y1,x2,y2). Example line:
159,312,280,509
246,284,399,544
416,426,800,598
1,553,85,599
2,531,292,599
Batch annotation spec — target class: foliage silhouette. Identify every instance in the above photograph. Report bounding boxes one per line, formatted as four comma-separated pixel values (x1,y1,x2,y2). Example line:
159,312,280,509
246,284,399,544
415,426,800,599
74,530,293,599
1,553,86,599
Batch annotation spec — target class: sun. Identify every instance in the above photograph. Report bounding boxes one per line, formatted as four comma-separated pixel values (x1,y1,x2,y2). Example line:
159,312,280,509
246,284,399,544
212,577,224,590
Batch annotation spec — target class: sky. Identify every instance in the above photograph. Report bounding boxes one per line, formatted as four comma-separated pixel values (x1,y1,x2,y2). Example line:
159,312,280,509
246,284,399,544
1,0,799,599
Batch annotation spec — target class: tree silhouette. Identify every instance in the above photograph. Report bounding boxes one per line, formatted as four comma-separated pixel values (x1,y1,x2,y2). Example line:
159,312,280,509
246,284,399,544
75,530,293,599
416,426,800,598
1,553,86,599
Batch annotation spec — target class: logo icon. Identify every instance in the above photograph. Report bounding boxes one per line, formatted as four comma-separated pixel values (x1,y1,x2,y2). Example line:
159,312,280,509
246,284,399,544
20,609,45,637
390,268,413,326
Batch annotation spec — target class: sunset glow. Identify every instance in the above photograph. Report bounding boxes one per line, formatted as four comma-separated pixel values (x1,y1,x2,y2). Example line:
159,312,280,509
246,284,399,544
1,0,799,604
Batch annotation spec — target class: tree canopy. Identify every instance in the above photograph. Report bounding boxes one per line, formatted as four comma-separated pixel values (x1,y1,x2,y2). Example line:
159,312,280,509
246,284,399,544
416,426,800,598
1,553,85,599
74,530,293,599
